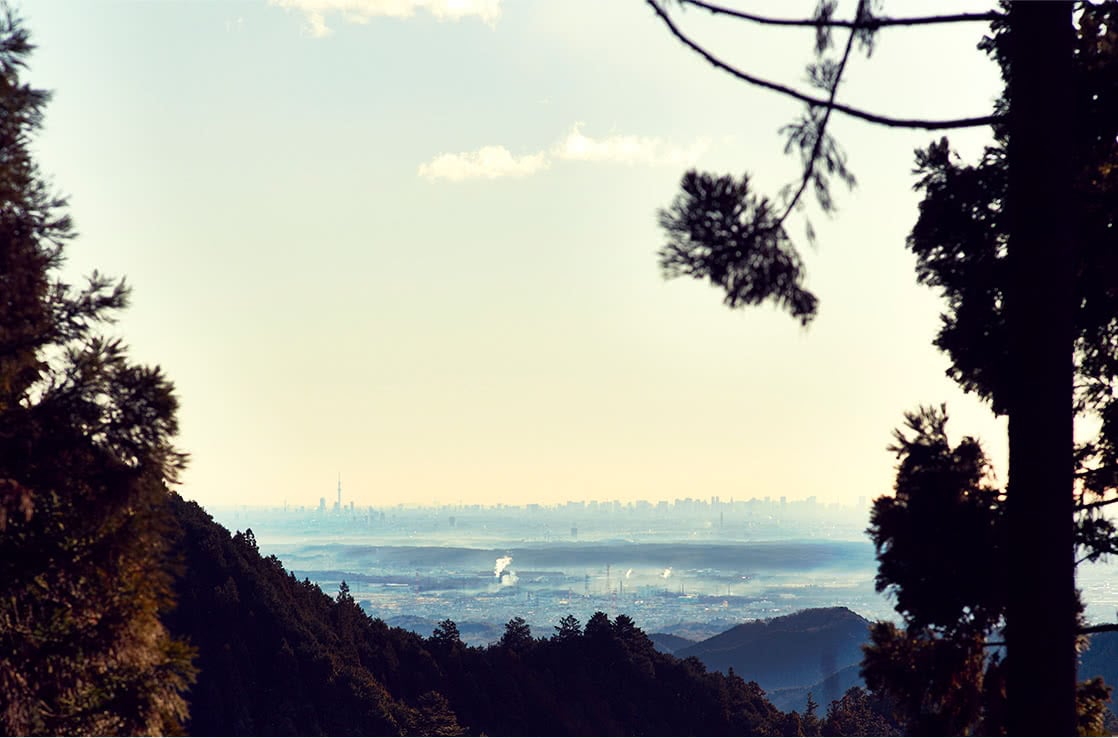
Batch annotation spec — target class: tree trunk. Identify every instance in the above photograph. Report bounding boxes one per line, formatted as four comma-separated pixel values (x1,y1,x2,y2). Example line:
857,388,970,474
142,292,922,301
1005,3,1077,735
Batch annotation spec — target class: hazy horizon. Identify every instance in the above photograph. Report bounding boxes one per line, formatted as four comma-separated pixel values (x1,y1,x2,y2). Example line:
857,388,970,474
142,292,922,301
206,491,872,511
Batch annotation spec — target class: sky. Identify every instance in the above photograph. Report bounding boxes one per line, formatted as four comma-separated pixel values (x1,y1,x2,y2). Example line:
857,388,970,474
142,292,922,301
22,0,1009,510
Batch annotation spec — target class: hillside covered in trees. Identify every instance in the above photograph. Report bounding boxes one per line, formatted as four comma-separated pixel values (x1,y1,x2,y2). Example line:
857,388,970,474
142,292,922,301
168,494,844,736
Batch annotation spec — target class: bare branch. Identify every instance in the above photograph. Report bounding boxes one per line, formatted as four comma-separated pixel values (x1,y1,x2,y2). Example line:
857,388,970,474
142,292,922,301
647,0,1001,130
1076,495,1118,512
679,0,1002,31
1080,623,1118,635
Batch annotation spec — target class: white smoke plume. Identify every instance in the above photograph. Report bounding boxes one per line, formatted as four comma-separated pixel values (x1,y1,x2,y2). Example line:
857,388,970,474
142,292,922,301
494,555,512,579
660,567,672,579
625,568,633,579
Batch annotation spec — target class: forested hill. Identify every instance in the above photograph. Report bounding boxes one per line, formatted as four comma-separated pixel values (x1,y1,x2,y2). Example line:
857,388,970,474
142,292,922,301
165,495,792,736
676,607,871,690
165,496,437,735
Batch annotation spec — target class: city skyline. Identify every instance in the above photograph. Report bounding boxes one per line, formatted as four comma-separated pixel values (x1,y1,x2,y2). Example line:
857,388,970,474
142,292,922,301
26,0,1008,509
225,485,871,512
255,472,878,512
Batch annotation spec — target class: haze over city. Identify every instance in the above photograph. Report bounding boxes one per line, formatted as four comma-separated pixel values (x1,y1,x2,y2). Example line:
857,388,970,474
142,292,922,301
8,1,1118,735
26,0,1006,510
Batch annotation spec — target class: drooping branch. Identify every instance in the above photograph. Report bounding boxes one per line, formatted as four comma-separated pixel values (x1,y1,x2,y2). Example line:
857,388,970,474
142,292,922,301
679,0,1002,31
774,6,858,227
647,0,1001,130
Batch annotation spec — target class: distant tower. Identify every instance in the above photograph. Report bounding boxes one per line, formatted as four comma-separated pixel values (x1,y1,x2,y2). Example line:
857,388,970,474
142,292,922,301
337,474,342,509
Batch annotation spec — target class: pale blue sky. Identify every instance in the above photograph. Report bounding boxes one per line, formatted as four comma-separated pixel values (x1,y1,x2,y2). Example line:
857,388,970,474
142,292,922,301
24,0,1007,510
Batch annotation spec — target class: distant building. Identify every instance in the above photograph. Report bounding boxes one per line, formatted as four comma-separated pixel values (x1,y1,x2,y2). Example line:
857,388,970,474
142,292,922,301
319,497,326,512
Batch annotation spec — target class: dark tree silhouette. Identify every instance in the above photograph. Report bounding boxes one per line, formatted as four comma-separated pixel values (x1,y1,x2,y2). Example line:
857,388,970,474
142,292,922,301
658,171,818,324
0,4,195,733
584,610,613,642
890,5,1118,731
905,0,1118,582
862,407,1004,734
431,618,463,649
863,407,1115,734
871,406,1004,639
554,613,582,641
648,1,1087,731
499,616,533,651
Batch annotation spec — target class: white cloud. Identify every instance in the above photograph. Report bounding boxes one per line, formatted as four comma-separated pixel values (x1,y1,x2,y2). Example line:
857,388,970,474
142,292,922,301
553,122,709,166
417,145,551,181
418,124,709,182
270,0,501,38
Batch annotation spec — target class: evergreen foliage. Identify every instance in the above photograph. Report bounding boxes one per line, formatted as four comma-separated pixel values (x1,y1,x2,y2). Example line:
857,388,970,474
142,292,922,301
166,495,444,736
166,494,789,736
907,3,1118,506
657,171,818,324
864,407,1114,734
650,3,1106,730
858,5,1118,733
0,5,194,733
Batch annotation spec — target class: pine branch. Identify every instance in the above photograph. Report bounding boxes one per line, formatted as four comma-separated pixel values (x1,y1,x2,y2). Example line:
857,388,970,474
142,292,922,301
678,0,1002,31
774,6,857,227
647,0,1000,130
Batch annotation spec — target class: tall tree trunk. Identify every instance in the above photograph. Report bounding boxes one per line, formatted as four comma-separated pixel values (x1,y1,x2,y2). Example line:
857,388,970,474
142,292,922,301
1005,3,1077,735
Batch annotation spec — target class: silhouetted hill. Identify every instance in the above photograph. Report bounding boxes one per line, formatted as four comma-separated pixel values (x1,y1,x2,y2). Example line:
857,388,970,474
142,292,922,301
165,495,786,736
677,607,871,690
164,495,449,736
649,632,697,654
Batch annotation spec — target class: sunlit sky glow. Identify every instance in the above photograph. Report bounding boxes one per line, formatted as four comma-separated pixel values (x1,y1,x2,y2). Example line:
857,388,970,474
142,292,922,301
26,0,1008,510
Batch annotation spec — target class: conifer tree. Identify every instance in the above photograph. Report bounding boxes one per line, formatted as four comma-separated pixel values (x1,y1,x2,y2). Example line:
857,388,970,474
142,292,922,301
0,5,195,734
649,2,1086,730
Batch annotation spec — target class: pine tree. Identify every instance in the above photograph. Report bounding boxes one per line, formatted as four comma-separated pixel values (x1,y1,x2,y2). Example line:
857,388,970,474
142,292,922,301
649,2,1084,729
0,5,195,734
